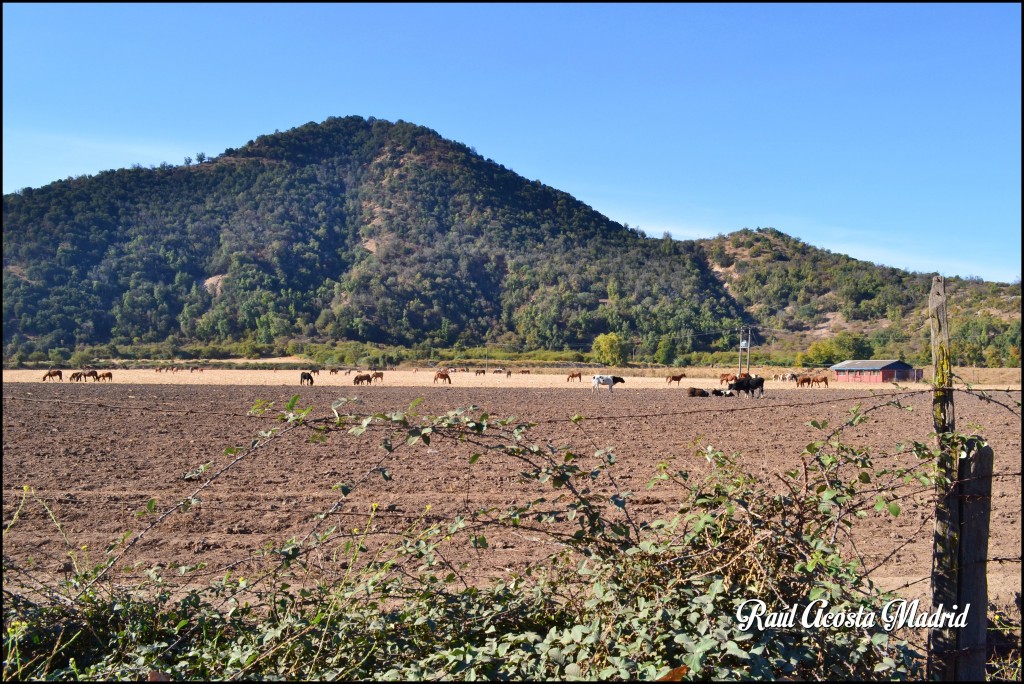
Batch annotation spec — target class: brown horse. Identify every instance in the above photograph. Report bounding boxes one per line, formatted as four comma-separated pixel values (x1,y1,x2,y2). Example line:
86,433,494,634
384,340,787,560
719,373,736,385
98,371,113,382
433,371,451,384
42,369,62,382
567,372,583,382
666,373,686,385
83,370,100,381
796,375,813,388
811,374,829,388
371,371,384,384
69,371,84,382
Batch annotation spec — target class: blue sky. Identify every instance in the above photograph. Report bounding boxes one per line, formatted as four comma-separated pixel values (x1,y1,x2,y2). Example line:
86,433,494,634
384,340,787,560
4,3,1021,282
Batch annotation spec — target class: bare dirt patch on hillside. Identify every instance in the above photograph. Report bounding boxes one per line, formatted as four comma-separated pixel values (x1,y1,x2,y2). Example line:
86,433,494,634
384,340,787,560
3,379,1020,643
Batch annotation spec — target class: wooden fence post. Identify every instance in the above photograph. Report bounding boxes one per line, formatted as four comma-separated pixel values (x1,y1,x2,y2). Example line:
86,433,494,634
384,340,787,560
929,275,958,680
957,437,992,679
927,275,990,681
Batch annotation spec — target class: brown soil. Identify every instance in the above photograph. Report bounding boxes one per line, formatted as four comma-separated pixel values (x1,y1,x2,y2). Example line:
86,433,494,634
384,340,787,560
3,372,1020,636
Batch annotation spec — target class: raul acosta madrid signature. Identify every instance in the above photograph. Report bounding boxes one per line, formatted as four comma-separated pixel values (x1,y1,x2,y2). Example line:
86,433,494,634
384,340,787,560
735,598,970,632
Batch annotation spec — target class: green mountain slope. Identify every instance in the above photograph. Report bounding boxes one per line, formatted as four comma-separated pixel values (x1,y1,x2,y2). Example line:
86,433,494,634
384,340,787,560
3,116,1019,365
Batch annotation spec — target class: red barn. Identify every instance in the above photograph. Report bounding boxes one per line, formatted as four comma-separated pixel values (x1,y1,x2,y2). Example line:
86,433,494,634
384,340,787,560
830,360,923,383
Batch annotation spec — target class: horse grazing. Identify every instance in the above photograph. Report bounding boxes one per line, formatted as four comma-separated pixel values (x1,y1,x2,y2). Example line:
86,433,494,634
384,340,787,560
728,376,766,398
353,374,372,385
667,373,686,385
592,375,625,393
811,374,829,388
686,387,709,397
475,369,486,376
69,371,84,382
42,369,63,382
98,371,113,382
796,375,813,388
82,370,100,382
300,372,314,386
433,371,452,384
567,372,583,382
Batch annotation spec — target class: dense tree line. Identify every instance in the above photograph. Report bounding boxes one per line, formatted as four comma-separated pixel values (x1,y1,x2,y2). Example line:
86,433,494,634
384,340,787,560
3,117,1019,366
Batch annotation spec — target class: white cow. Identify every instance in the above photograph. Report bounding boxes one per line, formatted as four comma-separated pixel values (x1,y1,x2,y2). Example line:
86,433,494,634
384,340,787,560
592,375,626,393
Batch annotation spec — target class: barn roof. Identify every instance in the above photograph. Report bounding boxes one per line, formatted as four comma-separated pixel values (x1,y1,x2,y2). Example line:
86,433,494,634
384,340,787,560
830,360,915,371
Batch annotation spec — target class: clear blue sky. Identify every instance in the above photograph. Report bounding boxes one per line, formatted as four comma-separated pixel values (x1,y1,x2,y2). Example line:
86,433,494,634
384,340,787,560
4,3,1021,283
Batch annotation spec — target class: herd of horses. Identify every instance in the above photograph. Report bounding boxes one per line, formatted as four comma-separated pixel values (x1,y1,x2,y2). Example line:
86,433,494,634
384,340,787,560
38,366,832,395
42,369,112,382
37,362,831,395
718,371,828,388
300,370,387,386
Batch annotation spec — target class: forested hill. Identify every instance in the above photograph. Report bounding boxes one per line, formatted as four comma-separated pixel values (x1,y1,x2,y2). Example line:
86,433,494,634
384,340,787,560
3,116,1020,364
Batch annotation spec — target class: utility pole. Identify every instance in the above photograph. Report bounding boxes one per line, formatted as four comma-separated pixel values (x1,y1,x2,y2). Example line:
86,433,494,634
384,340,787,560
737,327,743,375
746,327,752,374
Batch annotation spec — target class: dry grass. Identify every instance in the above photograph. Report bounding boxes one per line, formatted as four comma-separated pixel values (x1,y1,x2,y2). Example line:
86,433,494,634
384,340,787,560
3,365,1019,390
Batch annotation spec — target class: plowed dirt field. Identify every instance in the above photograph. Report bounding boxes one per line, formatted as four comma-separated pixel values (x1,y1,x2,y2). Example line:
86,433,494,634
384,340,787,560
3,370,1020,628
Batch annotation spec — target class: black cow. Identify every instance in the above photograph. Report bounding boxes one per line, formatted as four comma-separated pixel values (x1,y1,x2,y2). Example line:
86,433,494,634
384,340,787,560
300,371,314,386
728,375,765,398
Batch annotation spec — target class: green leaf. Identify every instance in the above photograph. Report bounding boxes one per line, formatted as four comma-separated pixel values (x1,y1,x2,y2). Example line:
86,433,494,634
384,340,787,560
725,640,750,660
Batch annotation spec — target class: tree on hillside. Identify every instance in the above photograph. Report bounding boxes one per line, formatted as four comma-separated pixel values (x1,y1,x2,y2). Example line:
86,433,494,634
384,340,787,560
655,335,676,365
592,332,627,366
